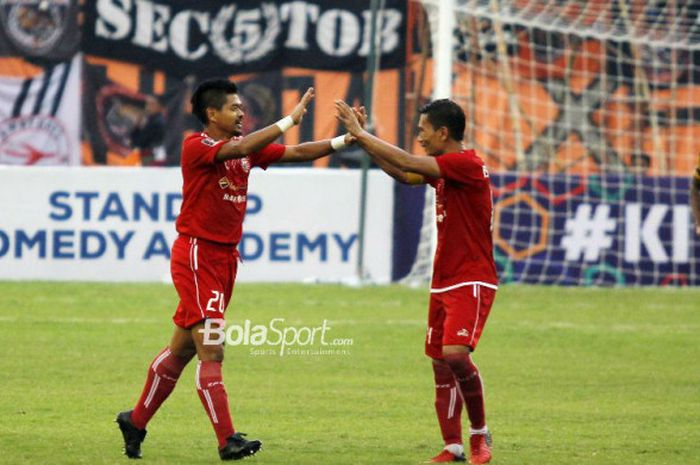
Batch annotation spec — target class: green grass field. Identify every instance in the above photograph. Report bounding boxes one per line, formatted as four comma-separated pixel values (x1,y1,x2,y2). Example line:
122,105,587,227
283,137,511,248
0,282,698,465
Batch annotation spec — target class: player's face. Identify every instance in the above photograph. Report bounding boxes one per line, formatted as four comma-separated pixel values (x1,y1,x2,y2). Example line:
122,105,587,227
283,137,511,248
211,93,245,136
416,114,447,156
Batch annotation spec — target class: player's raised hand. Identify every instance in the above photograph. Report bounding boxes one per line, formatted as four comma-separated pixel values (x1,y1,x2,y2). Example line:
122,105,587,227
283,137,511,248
342,106,368,145
354,106,368,128
335,100,363,136
290,87,315,125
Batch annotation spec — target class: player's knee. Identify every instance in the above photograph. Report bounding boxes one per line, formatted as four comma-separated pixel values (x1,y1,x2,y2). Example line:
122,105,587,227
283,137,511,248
198,345,224,362
443,351,477,379
442,344,470,357
170,347,196,360
432,357,455,385
192,320,226,361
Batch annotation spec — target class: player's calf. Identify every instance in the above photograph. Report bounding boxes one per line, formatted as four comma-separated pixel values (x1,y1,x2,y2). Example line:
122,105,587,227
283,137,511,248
444,352,486,430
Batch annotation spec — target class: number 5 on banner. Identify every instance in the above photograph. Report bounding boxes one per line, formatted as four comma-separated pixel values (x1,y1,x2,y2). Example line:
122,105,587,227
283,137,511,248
206,291,225,313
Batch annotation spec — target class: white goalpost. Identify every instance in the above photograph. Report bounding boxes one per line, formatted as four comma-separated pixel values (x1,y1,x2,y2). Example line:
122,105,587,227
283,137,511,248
400,0,456,287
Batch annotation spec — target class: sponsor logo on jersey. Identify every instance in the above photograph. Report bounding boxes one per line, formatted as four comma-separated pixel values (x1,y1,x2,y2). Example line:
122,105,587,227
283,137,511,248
0,0,72,56
457,328,470,337
0,115,70,165
219,177,245,192
202,136,218,147
223,193,246,204
219,177,230,189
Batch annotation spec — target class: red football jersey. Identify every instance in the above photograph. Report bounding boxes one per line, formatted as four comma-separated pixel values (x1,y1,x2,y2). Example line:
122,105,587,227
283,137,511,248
175,132,285,245
429,149,498,291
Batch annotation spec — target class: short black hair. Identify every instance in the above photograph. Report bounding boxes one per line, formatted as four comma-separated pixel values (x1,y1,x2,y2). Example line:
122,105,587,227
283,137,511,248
191,79,238,125
418,99,465,141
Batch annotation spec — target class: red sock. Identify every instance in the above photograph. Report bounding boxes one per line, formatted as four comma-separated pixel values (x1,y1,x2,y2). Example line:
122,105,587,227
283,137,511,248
196,361,235,447
444,353,486,430
131,347,190,429
433,360,463,445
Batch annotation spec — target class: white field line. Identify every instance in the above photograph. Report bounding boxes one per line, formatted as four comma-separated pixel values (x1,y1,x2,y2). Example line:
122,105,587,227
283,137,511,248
328,319,699,333
327,319,425,326
0,315,424,326
504,320,699,334
0,316,160,325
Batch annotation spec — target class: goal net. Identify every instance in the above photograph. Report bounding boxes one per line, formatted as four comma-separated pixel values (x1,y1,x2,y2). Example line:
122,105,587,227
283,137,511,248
404,0,700,286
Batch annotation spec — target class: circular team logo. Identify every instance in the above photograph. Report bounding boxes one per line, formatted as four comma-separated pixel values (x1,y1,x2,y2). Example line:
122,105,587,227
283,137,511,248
0,0,73,57
0,115,71,165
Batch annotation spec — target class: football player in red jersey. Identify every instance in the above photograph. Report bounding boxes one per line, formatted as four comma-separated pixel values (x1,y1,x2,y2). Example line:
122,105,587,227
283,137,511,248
117,79,354,461
336,99,498,464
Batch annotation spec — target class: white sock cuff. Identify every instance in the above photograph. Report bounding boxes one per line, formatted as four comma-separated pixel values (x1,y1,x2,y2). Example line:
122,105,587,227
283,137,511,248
469,426,489,435
444,443,464,456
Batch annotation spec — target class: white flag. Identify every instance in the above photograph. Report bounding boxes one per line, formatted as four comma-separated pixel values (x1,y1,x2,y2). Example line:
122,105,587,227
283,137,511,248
0,54,81,165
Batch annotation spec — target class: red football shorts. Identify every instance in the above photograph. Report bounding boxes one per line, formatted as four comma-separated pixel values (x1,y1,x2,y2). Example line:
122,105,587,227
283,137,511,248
425,283,497,358
171,235,239,329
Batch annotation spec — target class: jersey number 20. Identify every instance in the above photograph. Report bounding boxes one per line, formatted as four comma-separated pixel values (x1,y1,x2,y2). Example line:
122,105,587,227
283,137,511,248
206,291,225,313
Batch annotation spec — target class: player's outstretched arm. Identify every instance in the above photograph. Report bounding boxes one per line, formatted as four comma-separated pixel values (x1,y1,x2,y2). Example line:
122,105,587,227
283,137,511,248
277,104,368,163
216,88,314,161
276,133,354,163
335,100,439,183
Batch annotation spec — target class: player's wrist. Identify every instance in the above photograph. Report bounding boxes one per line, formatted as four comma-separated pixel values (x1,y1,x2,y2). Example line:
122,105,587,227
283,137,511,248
330,135,348,151
348,128,367,142
275,115,295,133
